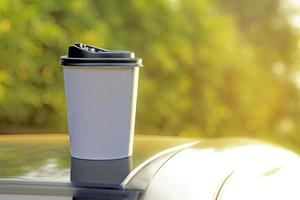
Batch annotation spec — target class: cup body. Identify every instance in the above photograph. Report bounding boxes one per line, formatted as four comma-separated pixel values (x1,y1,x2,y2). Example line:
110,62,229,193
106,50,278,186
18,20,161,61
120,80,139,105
63,65,139,160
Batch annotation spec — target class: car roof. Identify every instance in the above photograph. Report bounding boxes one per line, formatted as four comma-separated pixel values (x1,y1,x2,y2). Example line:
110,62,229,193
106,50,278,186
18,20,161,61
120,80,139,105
0,134,195,182
0,134,195,200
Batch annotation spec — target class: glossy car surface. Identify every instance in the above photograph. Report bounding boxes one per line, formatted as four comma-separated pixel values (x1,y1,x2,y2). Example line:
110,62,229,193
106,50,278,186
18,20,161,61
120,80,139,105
127,138,300,200
0,134,194,181
1,134,300,200
0,134,195,200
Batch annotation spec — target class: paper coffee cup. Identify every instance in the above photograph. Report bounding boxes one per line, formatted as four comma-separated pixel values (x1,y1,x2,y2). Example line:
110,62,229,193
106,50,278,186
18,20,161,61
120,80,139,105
61,44,142,160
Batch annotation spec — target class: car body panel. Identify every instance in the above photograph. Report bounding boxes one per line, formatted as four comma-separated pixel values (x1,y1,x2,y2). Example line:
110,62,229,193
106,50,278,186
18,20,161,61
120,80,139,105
0,180,140,200
129,138,300,200
0,134,195,181
1,135,300,200
0,134,195,200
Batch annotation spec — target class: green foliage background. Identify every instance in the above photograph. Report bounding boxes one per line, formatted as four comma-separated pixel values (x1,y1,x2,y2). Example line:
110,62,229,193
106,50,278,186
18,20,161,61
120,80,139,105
0,0,300,151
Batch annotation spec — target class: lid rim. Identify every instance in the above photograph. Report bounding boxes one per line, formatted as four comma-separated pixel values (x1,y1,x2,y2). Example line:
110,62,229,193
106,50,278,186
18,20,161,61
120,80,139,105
61,62,143,67
61,56,143,67
60,44,143,67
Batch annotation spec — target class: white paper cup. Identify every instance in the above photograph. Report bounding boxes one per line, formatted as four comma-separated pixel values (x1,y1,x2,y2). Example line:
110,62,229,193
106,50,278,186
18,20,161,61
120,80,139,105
61,44,142,160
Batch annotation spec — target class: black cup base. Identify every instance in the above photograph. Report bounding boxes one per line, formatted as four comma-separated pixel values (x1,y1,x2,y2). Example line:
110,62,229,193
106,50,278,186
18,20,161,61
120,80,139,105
70,156,132,189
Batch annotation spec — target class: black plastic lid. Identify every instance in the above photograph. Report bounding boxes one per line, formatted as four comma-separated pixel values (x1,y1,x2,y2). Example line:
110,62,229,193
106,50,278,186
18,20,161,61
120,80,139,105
61,43,143,67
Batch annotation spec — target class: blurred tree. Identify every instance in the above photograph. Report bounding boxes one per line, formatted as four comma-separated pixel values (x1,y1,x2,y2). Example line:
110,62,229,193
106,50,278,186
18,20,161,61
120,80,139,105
0,0,299,151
